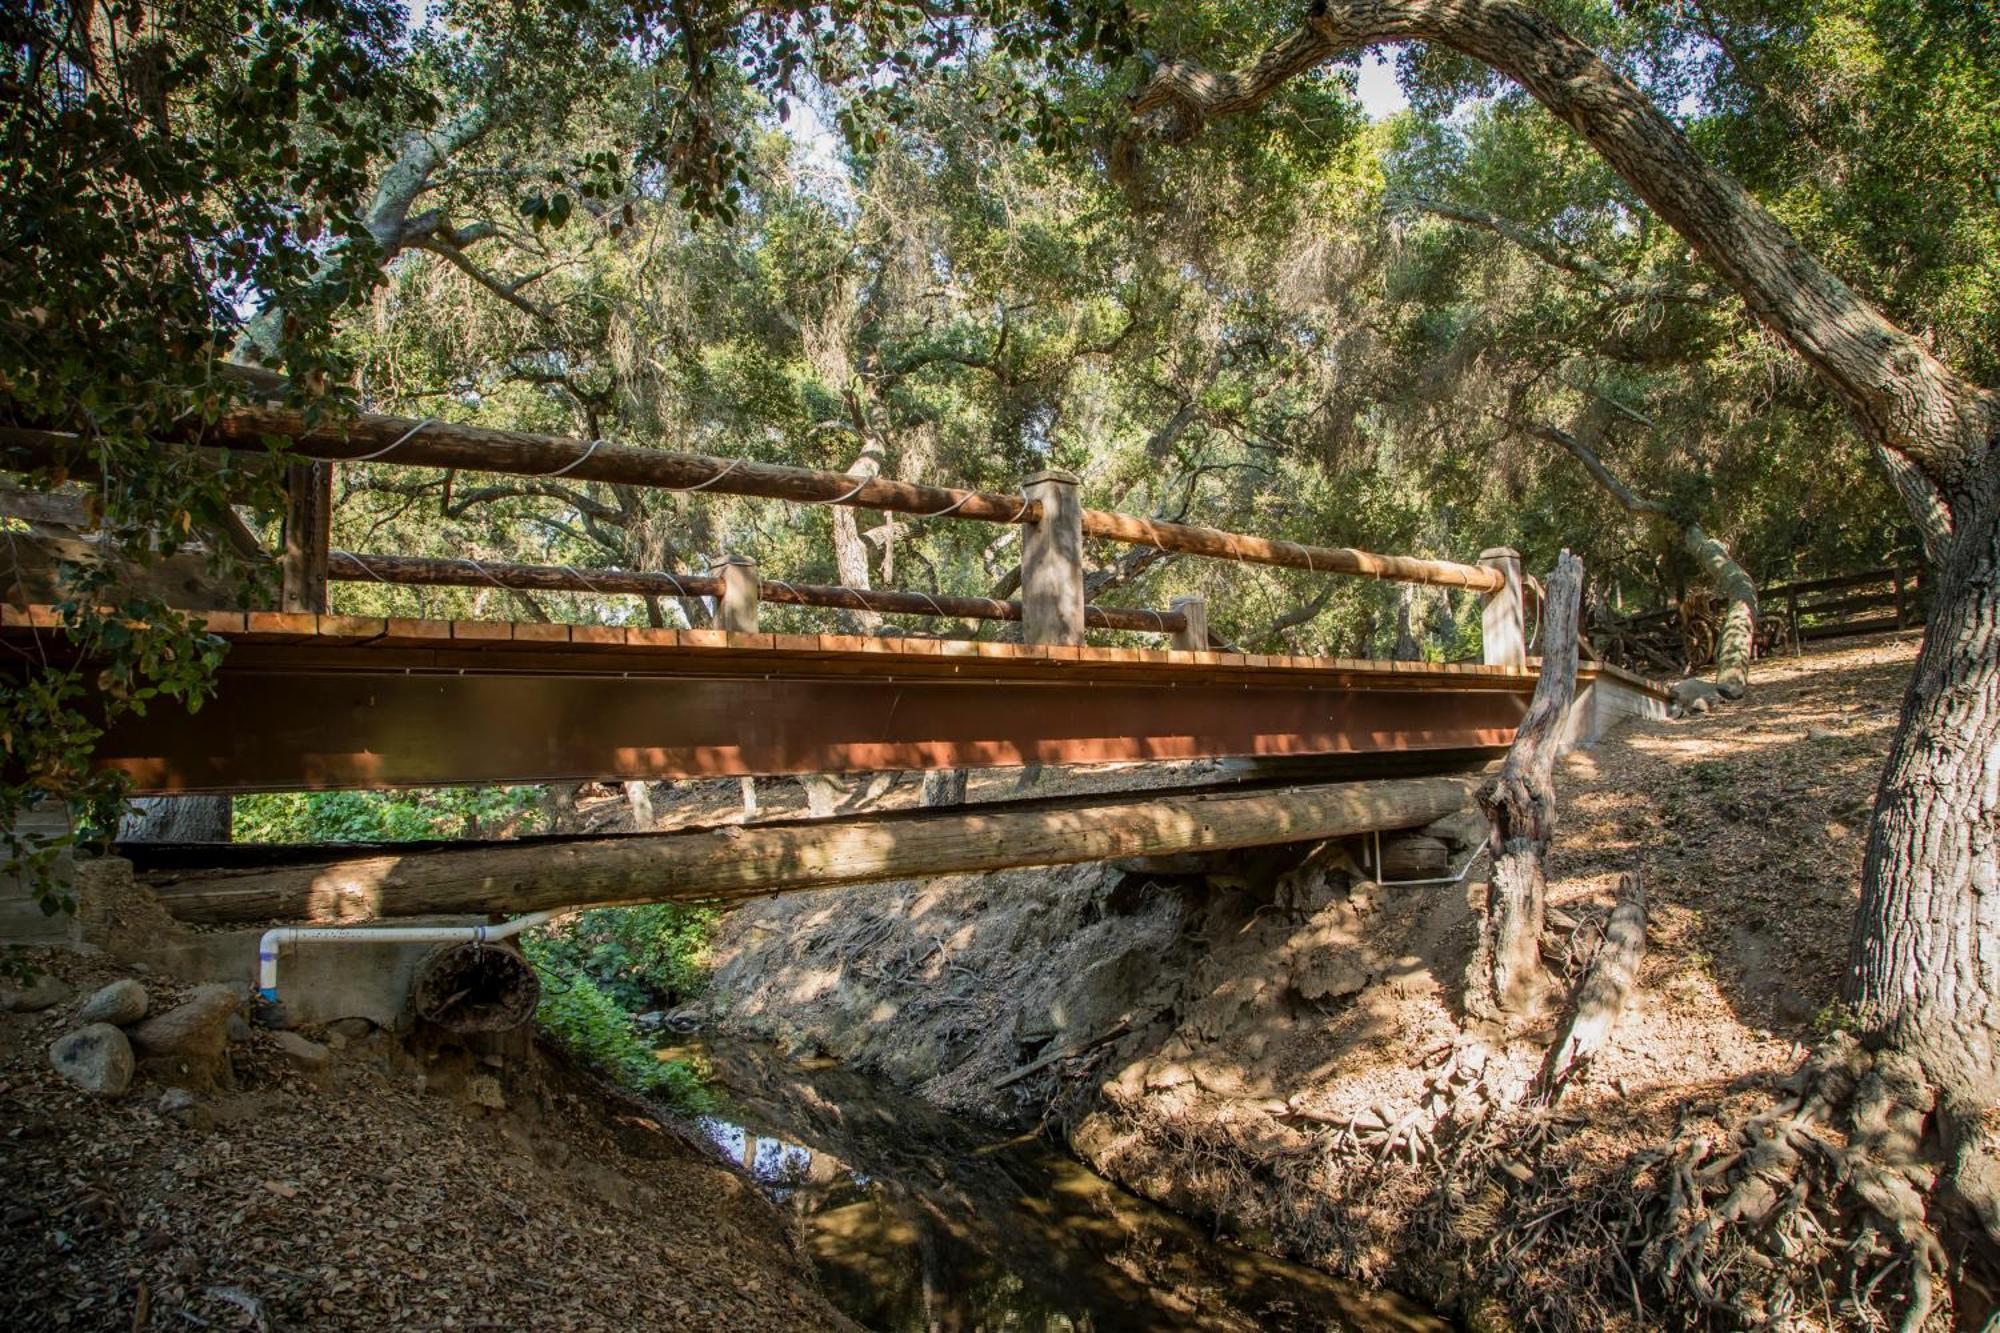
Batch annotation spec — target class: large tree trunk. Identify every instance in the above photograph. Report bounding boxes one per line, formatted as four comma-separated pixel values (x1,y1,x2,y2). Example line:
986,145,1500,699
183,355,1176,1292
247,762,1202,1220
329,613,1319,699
140,774,1483,924
119,795,231,843
1119,0,2000,1258
1849,471,2000,1245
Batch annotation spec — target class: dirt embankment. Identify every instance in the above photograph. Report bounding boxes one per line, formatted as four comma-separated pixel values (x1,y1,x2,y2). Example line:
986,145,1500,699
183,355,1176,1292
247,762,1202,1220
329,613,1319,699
702,635,1918,1324
0,952,851,1331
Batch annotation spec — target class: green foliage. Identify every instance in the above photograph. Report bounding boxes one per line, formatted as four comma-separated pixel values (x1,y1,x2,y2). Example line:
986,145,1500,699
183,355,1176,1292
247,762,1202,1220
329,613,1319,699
528,963,709,1111
1,0,424,900
529,905,718,1010
233,786,545,843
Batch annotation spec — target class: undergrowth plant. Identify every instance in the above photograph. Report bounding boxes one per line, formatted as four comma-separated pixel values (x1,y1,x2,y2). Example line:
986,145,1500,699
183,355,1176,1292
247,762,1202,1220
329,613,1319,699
528,961,709,1112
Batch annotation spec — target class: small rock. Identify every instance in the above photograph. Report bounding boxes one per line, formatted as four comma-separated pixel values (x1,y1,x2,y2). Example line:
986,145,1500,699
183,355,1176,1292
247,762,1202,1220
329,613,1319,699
75,979,148,1027
269,1030,330,1070
3,972,72,1013
466,1074,507,1110
326,1017,374,1041
49,1023,134,1096
129,984,240,1062
225,1015,251,1044
158,1087,195,1116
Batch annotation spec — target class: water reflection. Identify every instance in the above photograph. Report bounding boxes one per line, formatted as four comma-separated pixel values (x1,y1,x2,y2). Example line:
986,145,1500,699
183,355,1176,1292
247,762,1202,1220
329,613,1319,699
670,1039,1443,1333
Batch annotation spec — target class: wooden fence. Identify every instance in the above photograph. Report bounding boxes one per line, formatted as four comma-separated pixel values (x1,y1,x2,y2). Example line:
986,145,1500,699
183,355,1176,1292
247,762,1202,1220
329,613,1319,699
1591,564,1924,675
2,397,1538,665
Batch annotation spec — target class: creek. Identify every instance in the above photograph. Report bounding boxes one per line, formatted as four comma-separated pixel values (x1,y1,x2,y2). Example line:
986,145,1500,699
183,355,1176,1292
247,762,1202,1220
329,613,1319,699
664,1037,1445,1332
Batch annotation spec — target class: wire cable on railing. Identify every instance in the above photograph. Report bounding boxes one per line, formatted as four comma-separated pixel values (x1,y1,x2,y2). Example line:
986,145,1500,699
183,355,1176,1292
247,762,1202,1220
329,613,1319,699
537,437,602,478
348,418,436,462
654,457,745,494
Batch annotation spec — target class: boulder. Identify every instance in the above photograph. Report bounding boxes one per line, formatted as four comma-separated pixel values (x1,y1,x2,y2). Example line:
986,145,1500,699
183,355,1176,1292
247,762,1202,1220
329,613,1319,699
3,972,72,1013
128,984,240,1062
269,1031,330,1071
75,978,148,1027
49,1023,134,1096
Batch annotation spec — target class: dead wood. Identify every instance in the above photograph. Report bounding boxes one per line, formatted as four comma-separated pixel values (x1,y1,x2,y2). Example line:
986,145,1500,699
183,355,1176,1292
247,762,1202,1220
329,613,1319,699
1535,871,1647,1102
1471,550,1584,1014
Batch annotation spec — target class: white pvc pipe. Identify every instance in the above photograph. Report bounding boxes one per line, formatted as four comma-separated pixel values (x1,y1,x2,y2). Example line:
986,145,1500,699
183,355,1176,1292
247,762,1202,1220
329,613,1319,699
257,910,558,1005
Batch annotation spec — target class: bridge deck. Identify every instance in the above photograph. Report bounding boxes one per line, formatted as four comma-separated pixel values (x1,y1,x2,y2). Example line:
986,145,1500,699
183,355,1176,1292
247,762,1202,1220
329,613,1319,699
0,608,1663,793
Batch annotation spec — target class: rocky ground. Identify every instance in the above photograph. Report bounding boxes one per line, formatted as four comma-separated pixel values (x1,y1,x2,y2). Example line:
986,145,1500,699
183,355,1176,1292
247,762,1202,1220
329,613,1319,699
0,952,851,1331
700,633,1925,1328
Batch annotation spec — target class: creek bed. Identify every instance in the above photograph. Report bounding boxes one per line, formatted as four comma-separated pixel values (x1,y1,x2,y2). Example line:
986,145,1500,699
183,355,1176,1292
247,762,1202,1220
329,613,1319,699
664,1037,1443,1332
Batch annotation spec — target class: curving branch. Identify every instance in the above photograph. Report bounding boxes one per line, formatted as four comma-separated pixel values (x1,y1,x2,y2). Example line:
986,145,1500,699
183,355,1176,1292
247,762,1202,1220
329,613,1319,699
1119,0,1999,538
1385,192,1717,307
1527,419,1757,697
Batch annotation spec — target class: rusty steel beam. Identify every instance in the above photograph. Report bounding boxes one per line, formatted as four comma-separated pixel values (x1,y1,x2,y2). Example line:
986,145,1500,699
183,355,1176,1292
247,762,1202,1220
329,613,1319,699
62,652,1526,795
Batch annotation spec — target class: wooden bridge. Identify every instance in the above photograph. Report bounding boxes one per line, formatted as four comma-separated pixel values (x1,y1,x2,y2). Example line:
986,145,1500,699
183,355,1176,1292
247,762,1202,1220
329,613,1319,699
3,389,1670,929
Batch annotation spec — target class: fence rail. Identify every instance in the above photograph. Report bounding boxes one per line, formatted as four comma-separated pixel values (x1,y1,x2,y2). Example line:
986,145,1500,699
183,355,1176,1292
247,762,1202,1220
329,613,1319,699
3,391,1527,661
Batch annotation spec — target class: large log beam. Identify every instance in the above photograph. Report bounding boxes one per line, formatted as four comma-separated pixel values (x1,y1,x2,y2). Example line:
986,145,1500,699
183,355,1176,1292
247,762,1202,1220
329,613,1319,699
141,774,1481,925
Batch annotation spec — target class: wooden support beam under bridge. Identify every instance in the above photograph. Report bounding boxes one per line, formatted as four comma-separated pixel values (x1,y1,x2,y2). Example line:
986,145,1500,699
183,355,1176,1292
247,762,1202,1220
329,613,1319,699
136,773,1484,925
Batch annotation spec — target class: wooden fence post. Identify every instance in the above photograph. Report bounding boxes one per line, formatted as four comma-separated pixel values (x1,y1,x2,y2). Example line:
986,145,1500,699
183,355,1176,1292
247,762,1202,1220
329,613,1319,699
711,555,760,633
1021,470,1084,646
1478,547,1525,667
1170,595,1208,651
280,460,331,613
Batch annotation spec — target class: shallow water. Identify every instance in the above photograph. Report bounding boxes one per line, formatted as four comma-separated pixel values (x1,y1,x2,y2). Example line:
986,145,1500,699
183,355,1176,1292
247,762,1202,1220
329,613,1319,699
666,1038,1445,1333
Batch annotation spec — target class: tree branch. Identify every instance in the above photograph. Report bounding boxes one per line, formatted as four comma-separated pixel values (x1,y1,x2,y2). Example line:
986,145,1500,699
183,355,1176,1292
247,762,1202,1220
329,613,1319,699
1118,0,1999,522
1386,192,1716,306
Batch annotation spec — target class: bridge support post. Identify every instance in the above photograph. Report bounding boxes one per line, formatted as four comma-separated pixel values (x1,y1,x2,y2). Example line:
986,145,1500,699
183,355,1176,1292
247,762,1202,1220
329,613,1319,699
712,555,760,632
280,460,331,614
1169,595,1207,651
1020,470,1084,646
1478,547,1526,667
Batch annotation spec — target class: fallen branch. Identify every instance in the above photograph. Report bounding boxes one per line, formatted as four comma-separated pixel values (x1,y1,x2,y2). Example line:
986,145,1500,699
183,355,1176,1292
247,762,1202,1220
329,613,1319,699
1536,870,1648,1102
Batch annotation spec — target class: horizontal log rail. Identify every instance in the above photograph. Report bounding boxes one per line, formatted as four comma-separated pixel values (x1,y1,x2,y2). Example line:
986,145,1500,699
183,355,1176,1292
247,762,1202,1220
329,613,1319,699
329,551,1187,634
1076,509,1503,591
3,410,1501,593
138,773,1484,924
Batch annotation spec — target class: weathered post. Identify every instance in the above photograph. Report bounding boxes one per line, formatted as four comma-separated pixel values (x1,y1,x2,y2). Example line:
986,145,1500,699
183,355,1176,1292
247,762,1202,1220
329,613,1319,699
711,555,760,633
1478,546,1526,667
712,555,762,816
1169,595,1208,652
1020,470,1084,646
280,460,331,613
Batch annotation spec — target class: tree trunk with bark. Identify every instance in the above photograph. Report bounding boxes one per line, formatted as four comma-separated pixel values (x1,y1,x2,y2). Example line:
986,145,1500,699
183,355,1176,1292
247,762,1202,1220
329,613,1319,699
1118,0,2000,1274
1472,550,1583,1014
118,795,230,843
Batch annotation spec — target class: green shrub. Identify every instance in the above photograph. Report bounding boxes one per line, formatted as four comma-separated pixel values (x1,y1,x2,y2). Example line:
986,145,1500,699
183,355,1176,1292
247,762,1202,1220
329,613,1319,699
531,967,710,1111
528,904,717,1010
234,786,546,843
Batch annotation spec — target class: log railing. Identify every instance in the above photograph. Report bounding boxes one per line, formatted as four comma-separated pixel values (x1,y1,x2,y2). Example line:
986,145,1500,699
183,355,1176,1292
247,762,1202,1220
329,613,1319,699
2,398,1525,661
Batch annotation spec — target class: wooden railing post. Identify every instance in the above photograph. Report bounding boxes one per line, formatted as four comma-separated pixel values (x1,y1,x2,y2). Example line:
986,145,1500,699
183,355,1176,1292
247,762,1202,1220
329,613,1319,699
1170,595,1208,651
1020,470,1084,646
711,555,760,632
280,460,331,613
1478,547,1526,667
